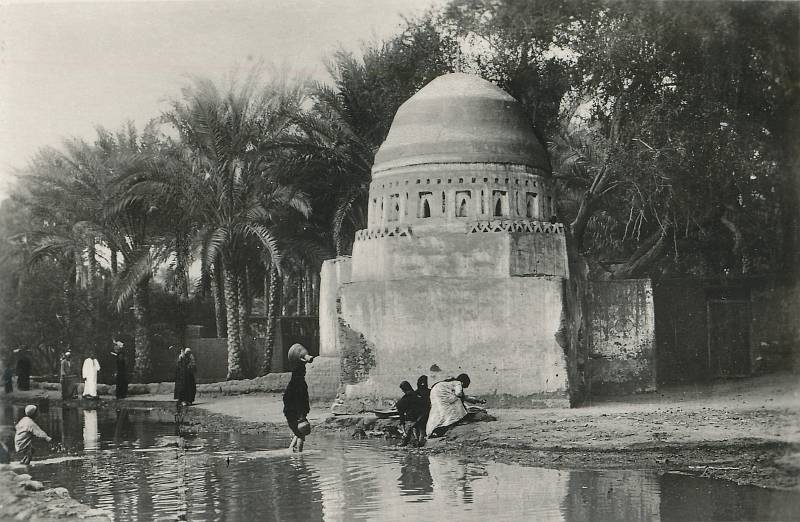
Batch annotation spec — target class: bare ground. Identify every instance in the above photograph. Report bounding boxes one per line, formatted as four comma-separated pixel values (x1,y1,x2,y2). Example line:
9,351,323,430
5,372,799,491
183,372,800,490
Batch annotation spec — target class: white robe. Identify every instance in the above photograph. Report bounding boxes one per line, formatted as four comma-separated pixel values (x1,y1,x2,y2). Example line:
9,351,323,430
425,380,468,436
82,358,100,397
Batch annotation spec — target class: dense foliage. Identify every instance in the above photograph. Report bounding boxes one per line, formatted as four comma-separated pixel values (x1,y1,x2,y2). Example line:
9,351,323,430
1,1,796,379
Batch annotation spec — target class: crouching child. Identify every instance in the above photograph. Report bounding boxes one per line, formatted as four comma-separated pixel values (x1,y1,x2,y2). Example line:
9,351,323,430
15,405,52,465
396,381,427,447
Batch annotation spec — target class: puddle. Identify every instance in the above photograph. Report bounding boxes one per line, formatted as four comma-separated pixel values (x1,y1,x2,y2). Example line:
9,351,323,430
1,404,798,521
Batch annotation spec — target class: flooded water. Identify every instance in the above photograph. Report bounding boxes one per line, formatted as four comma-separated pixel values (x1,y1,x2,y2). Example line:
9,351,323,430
2,403,799,521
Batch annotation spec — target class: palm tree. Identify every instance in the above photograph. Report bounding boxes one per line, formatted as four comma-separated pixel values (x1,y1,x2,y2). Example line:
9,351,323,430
163,71,312,379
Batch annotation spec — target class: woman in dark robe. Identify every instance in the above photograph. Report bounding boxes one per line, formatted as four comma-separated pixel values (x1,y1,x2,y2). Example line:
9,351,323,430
15,353,31,391
173,349,185,404
283,343,314,452
112,341,128,399
182,348,196,405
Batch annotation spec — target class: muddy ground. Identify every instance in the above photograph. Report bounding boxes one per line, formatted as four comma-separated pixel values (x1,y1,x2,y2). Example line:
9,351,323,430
5,372,799,492
178,372,800,491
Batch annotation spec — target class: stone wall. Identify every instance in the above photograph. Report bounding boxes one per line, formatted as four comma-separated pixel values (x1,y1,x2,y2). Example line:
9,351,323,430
653,277,798,384
749,279,799,373
652,280,708,384
586,279,656,395
350,229,567,282
333,275,570,411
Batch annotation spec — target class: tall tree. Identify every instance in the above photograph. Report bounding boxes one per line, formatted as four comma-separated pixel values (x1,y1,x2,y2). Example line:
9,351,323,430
163,71,312,379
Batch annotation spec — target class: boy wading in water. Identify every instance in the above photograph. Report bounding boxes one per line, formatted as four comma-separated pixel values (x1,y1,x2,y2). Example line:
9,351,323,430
15,405,52,465
283,343,314,452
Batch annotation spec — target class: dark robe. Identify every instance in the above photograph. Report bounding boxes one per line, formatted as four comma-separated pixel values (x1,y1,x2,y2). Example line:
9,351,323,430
397,391,427,445
173,355,184,401
3,367,13,393
115,355,128,399
60,358,77,400
283,364,310,438
16,356,31,391
182,353,196,404
416,384,431,425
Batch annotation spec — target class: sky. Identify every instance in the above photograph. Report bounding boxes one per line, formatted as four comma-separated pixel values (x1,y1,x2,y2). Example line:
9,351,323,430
0,0,444,200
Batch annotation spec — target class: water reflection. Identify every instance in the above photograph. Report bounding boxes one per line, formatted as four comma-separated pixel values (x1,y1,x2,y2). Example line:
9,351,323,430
398,453,433,497
0,403,798,521
83,410,98,450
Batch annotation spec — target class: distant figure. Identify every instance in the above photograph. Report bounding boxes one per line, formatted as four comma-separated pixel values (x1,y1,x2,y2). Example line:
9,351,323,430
396,381,427,447
283,343,314,452
82,352,100,399
182,348,197,405
112,340,128,399
15,405,52,465
425,373,485,438
3,365,13,394
60,351,78,400
173,347,184,403
15,352,31,391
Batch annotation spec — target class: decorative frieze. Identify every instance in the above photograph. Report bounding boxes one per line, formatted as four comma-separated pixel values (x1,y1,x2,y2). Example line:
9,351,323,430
354,224,413,241
466,219,564,235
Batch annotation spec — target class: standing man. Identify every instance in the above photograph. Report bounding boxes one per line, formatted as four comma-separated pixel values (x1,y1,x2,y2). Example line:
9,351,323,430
81,351,100,399
15,350,31,391
2,363,13,394
60,351,77,400
112,339,128,400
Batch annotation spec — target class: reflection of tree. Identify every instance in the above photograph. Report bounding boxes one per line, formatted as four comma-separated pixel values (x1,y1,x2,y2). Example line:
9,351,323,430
398,453,433,497
561,470,660,522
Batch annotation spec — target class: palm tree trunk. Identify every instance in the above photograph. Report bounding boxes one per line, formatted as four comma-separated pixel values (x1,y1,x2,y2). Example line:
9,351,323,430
132,278,152,382
110,245,118,275
281,273,289,316
223,263,243,380
303,268,312,315
212,263,227,338
237,271,251,377
262,263,281,375
296,274,302,316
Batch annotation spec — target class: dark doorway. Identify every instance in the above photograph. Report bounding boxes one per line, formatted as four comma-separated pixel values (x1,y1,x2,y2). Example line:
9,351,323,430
707,300,751,378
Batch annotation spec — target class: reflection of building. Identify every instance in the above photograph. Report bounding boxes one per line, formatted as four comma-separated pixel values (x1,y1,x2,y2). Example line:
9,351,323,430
312,73,572,410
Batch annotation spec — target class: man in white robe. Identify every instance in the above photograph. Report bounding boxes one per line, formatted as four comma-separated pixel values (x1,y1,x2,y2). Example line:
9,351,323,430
82,353,101,399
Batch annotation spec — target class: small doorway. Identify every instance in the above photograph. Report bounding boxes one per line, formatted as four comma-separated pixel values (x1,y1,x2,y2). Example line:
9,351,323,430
707,294,750,378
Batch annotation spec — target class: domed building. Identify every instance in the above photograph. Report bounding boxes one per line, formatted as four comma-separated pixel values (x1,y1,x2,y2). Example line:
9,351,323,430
309,73,572,411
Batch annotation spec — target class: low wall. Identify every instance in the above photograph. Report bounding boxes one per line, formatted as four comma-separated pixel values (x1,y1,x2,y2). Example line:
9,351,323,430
750,279,800,373
653,277,798,384
33,373,291,397
587,279,656,395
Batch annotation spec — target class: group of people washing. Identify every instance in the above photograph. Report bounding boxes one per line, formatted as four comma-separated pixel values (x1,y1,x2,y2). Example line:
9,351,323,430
281,343,487,453
395,373,486,447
